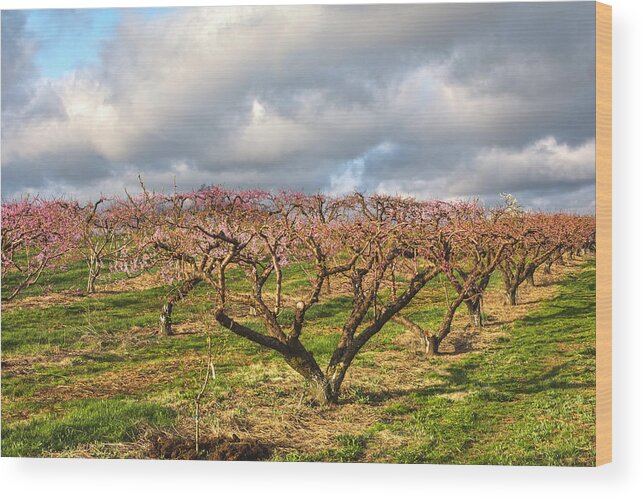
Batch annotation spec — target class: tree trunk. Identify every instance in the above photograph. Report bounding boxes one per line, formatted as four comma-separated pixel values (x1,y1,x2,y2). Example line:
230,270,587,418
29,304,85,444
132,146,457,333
86,256,101,294
87,272,98,294
526,270,535,287
544,260,553,275
159,278,202,336
285,341,337,404
424,304,456,356
465,297,483,327
160,303,173,336
505,285,518,306
424,334,441,356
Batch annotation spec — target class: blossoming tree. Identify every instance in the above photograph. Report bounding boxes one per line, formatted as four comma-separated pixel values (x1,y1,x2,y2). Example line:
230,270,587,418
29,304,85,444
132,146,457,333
1,198,79,301
124,187,443,403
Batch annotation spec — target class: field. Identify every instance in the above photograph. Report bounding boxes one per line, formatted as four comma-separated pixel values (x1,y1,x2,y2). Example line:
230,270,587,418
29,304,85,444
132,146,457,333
1,256,596,464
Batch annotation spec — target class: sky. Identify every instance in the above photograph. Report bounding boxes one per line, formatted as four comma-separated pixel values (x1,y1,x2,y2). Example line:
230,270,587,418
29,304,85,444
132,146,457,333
1,3,596,212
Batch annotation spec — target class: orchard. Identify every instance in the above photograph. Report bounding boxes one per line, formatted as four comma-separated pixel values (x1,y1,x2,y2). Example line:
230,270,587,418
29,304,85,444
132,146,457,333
1,187,595,404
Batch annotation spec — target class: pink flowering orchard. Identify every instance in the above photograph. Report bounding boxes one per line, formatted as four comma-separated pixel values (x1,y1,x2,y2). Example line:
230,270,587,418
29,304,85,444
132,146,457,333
497,211,595,306
393,201,516,355
120,188,443,402
76,197,138,294
1,186,595,403
1,198,81,301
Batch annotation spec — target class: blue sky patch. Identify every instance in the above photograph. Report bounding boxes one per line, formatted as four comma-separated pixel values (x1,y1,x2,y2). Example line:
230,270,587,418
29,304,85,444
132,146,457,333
24,7,173,79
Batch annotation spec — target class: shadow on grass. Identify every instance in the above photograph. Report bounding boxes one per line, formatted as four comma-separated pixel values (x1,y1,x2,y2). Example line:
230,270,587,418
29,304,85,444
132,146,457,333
348,264,596,406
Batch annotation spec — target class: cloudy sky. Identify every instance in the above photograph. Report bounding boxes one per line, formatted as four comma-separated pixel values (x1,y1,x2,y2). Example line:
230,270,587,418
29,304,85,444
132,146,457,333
1,3,596,212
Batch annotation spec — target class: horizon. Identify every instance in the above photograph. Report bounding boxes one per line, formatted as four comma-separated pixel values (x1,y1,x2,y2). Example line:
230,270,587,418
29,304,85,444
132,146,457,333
0,183,596,218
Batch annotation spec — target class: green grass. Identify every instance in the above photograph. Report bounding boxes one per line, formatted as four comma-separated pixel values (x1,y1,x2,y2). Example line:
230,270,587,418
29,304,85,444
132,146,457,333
1,259,128,298
1,285,171,354
2,260,87,298
1,399,176,457
372,263,596,465
281,434,368,463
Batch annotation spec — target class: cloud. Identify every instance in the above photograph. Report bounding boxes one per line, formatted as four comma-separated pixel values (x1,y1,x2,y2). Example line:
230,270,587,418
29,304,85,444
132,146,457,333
1,4,596,212
451,137,596,195
1,11,38,113
328,141,396,196
329,158,365,196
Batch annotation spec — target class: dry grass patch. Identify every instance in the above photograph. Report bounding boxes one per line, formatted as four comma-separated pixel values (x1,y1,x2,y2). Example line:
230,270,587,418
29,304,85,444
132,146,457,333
33,357,202,404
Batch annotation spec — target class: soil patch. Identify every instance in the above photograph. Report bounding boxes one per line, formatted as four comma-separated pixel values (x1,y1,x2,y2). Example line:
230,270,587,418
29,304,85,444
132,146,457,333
149,431,272,461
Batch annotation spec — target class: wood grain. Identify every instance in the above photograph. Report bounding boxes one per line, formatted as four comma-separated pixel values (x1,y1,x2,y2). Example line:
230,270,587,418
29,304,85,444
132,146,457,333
595,1,612,467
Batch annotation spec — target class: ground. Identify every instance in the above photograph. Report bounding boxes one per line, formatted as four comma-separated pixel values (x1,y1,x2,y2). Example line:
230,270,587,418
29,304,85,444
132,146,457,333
1,257,596,464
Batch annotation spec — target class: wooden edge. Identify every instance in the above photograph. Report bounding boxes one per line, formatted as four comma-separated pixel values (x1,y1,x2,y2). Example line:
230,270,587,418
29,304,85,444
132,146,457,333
595,1,612,467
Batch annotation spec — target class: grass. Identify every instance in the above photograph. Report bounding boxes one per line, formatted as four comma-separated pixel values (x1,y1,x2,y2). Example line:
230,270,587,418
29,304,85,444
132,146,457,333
1,258,596,463
1,399,176,457
1,285,171,354
282,434,368,462
372,264,596,465
1,258,128,298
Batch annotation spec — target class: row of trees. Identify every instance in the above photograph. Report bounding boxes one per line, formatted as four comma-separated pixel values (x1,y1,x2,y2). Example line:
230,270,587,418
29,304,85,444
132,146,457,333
1,188,595,403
